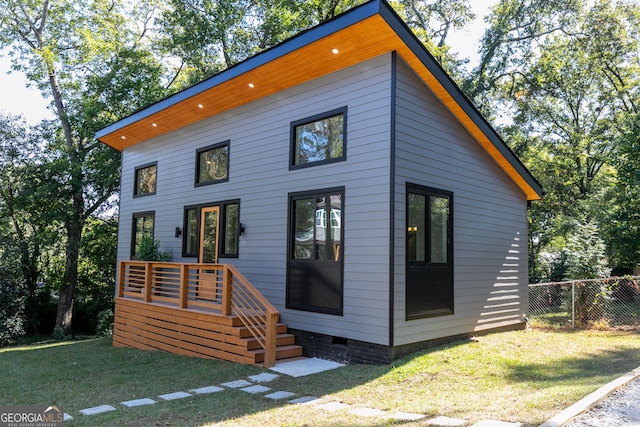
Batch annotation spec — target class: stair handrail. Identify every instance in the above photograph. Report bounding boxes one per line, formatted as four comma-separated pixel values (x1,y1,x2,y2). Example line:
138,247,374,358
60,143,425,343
224,264,279,367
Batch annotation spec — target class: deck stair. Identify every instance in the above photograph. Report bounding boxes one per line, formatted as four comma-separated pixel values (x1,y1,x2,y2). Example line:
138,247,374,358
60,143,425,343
114,298,303,365
113,261,303,366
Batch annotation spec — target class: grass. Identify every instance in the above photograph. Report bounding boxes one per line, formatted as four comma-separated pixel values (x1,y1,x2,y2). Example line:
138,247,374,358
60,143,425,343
2,329,640,427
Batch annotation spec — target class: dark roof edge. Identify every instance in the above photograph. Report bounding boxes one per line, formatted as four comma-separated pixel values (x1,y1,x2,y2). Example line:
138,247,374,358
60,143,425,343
377,1,543,198
95,1,381,140
95,0,542,199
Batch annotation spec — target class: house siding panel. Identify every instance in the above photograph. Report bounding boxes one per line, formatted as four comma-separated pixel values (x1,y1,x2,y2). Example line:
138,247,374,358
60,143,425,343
393,56,528,346
117,54,394,345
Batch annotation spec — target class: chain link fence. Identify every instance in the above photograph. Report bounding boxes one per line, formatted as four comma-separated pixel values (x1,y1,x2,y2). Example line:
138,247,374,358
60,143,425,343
528,276,640,330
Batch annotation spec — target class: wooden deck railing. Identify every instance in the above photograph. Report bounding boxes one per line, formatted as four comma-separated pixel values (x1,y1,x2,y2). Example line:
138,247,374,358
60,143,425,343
117,261,280,367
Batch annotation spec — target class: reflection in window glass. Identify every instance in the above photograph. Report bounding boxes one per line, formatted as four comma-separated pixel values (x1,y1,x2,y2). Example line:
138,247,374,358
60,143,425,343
224,203,239,255
430,197,449,263
294,198,314,260
292,108,346,167
185,208,198,256
197,143,229,185
135,164,157,196
292,193,342,261
132,213,154,258
407,193,426,262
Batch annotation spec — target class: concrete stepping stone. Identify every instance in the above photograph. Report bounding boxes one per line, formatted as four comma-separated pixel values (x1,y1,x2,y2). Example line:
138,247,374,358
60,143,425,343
471,421,522,427
385,411,426,421
349,407,388,417
120,398,156,408
316,401,351,411
190,385,224,394
221,379,253,388
240,384,271,394
265,391,296,400
79,404,117,416
158,391,192,401
249,372,280,383
289,396,321,405
426,416,468,426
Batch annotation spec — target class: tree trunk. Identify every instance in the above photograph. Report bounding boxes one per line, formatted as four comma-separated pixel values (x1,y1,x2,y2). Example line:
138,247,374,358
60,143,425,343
55,154,84,336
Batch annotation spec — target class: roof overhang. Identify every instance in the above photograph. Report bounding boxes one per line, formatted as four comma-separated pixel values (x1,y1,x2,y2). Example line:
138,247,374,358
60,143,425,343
95,0,543,201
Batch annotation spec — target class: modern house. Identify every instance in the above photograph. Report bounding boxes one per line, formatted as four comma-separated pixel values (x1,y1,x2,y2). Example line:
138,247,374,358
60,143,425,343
96,0,543,366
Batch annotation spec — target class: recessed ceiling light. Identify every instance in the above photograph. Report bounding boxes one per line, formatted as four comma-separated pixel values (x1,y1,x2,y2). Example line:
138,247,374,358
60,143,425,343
152,123,157,127
248,83,255,88
198,104,204,108
332,48,339,54
121,136,126,139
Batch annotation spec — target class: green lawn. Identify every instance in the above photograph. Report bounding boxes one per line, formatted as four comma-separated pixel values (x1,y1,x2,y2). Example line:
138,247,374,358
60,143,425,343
2,329,640,426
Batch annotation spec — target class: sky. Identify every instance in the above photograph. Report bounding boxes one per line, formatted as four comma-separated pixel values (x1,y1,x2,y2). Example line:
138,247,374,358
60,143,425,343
0,1,495,126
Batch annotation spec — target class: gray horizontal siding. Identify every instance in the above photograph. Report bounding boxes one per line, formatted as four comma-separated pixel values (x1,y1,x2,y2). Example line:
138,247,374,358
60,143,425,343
117,54,394,345
392,56,528,346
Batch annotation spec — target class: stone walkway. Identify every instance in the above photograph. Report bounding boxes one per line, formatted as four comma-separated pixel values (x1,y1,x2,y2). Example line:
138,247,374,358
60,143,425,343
66,360,523,427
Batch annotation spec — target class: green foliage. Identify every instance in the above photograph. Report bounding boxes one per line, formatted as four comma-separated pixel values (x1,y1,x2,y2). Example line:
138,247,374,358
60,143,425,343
0,275,26,347
95,309,114,336
564,220,611,280
137,235,171,262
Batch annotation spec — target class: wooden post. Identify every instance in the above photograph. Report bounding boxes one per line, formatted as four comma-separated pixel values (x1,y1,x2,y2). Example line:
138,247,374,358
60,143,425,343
221,265,232,316
117,261,125,297
179,264,188,308
263,312,278,368
144,262,152,302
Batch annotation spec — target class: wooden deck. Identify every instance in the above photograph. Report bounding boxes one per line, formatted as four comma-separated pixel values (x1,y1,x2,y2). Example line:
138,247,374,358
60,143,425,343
114,261,302,366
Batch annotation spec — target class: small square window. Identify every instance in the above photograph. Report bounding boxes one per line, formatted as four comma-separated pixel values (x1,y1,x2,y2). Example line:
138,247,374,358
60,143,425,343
196,142,229,186
134,163,157,196
291,107,346,168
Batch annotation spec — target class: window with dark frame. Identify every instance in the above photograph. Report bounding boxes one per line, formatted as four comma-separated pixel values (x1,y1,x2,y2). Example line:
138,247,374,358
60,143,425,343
131,211,155,259
406,184,454,320
134,163,157,196
287,188,344,315
290,107,346,169
196,141,229,186
183,201,240,258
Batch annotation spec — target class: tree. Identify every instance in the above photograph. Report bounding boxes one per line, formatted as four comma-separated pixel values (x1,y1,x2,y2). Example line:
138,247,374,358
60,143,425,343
0,0,166,335
470,0,640,277
0,113,47,332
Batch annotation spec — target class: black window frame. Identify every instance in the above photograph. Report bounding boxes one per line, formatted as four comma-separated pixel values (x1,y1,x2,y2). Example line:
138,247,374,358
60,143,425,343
405,183,454,320
182,200,240,259
131,211,155,259
286,187,344,315
133,162,157,197
195,141,230,187
289,107,347,170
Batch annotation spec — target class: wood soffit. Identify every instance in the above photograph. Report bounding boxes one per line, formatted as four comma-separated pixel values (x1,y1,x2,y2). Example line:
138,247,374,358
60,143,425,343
96,11,542,201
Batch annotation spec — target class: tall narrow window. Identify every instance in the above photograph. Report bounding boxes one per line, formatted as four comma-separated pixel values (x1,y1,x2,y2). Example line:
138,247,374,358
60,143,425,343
134,163,157,196
290,107,346,168
287,188,344,315
196,141,229,186
406,184,453,319
131,212,155,259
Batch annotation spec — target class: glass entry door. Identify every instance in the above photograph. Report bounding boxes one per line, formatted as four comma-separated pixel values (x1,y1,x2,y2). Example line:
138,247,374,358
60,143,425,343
406,184,453,319
199,206,220,263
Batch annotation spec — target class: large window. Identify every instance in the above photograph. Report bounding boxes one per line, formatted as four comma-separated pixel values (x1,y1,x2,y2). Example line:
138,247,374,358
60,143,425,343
406,184,453,319
290,107,346,169
134,163,157,197
183,200,240,258
287,188,344,315
196,141,229,186
131,212,155,259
